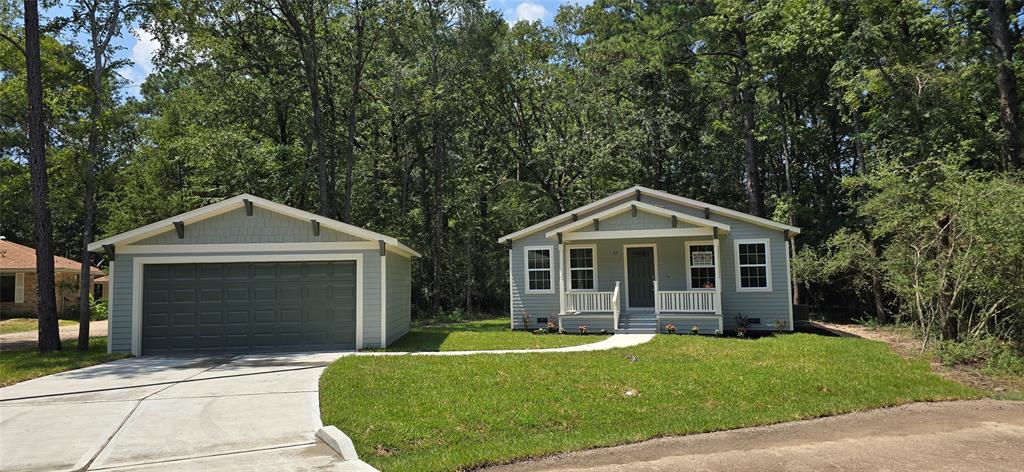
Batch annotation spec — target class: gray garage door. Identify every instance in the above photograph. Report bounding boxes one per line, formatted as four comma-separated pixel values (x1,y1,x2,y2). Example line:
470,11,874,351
142,261,356,355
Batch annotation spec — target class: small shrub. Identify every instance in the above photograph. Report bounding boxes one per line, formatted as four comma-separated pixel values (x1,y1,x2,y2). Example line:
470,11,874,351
735,314,749,337
579,324,589,335
773,319,786,332
521,310,530,330
90,294,108,321
691,325,700,335
714,329,722,336
938,336,1024,375
546,321,559,333
600,329,609,335
533,328,547,335
664,323,677,334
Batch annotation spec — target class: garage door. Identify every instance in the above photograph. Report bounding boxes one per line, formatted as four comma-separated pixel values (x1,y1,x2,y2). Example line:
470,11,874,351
141,261,357,355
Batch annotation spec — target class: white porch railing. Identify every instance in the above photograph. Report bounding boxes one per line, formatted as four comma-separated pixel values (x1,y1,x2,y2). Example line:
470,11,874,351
656,289,720,313
611,281,621,330
566,290,614,312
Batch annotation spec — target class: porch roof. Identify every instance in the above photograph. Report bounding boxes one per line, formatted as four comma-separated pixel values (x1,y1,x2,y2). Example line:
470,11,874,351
543,200,730,240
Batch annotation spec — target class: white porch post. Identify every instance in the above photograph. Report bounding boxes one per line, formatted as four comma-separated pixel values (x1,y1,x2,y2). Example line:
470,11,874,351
558,235,566,315
713,236,724,332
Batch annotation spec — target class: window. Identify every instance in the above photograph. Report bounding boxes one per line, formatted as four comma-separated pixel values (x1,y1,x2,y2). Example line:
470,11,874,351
735,239,772,291
0,275,13,302
686,242,716,290
568,246,596,291
524,246,554,293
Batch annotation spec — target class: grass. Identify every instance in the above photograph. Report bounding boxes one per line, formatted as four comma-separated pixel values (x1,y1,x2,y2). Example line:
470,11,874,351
0,318,76,335
321,333,979,472
0,337,127,387
379,318,610,352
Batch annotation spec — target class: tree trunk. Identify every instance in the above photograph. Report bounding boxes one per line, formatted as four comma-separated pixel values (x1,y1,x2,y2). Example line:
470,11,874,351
24,0,61,352
430,118,446,315
988,0,1022,170
342,3,366,224
937,214,957,340
736,27,764,216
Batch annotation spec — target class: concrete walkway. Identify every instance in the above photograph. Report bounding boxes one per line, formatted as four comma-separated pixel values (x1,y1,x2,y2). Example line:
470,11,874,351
0,352,375,472
0,320,108,351
481,399,1024,472
359,333,656,357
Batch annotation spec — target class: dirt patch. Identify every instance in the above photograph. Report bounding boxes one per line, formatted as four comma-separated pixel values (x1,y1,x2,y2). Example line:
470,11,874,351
0,320,107,352
815,322,1023,396
480,400,1024,472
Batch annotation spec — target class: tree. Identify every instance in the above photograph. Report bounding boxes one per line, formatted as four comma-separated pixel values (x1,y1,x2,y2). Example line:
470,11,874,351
69,0,136,351
23,0,60,351
987,0,1021,170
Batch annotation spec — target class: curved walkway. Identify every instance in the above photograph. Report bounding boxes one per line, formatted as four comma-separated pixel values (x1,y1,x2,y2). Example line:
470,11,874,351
357,333,656,357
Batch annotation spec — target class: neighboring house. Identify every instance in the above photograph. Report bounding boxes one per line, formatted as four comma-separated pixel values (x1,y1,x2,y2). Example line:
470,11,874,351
0,238,103,316
499,186,800,334
87,194,418,356
93,275,109,300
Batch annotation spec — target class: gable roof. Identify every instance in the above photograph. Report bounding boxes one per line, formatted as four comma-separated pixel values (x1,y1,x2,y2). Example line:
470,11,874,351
498,186,800,243
543,200,731,238
0,239,103,274
87,194,421,258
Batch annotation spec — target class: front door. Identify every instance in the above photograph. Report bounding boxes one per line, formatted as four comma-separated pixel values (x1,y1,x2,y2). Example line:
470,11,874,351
626,246,655,308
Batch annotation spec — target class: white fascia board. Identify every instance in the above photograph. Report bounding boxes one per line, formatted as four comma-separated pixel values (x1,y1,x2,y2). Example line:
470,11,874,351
497,187,639,243
499,186,798,244
544,200,730,238
563,227,713,241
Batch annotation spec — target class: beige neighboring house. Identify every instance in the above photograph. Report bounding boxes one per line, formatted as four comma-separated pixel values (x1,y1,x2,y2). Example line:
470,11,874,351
0,238,103,317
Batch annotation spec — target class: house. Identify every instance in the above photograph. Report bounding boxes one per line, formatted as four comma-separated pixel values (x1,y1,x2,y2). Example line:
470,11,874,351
0,238,103,317
93,275,109,300
87,194,418,356
499,186,800,334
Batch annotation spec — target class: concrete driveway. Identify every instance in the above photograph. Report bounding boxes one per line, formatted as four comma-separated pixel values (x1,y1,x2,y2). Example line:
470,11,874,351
482,399,1024,472
0,352,375,471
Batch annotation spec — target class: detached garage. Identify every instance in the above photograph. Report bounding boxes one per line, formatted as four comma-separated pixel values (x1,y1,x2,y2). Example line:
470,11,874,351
88,194,418,355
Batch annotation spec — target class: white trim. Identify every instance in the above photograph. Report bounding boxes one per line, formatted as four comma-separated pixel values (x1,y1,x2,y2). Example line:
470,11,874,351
508,246,515,329
734,238,773,292
118,242,379,254
658,314,722,319
497,186,799,243
129,253,364,356
544,200,730,238
380,251,387,346
786,240,795,331
684,240,717,291
87,193,421,258
565,244,598,292
563,228,713,241
13,272,25,303
623,243,659,310
523,245,556,294
558,243,565,313
106,262,113,353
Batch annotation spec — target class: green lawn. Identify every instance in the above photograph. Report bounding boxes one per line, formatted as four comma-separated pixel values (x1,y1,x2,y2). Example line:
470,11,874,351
0,337,127,387
0,318,76,335
321,333,978,472
379,318,610,352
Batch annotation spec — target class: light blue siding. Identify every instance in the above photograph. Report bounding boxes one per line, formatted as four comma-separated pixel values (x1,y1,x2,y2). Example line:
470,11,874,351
559,315,615,334
508,193,793,332
135,207,360,245
385,251,412,344
659,316,720,334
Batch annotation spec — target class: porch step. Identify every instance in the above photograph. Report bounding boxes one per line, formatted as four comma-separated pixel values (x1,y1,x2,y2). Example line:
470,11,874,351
616,313,659,334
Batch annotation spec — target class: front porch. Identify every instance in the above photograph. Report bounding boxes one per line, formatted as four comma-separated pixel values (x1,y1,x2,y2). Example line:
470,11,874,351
545,201,729,334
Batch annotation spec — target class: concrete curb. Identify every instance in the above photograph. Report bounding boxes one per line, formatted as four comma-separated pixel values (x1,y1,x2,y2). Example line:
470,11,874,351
316,426,360,461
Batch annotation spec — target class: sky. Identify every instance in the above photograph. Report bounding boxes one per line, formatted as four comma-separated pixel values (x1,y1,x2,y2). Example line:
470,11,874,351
44,1,590,100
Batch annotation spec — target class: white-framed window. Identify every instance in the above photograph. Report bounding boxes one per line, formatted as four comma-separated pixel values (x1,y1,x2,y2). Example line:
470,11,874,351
734,239,772,292
567,244,597,291
524,246,555,293
685,241,716,290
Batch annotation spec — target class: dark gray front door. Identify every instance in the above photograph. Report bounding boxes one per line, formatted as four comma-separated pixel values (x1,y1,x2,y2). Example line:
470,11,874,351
626,247,655,308
141,261,357,355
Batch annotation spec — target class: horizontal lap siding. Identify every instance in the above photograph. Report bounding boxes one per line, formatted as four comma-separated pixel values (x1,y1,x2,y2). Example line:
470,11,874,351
510,233,559,329
108,248,383,353
659,316,720,334
509,194,793,332
559,316,615,333
385,252,411,345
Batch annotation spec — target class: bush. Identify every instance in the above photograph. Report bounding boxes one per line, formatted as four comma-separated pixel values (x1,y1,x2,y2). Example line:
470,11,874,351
90,295,108,321
937,336,1024,376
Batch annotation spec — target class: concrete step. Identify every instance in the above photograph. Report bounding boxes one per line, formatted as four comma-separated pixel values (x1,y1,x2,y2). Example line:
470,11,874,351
615,327,658,334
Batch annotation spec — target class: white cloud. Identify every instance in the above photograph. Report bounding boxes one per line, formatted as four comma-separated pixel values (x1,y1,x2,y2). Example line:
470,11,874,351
131,28,159,76
513,2,547,23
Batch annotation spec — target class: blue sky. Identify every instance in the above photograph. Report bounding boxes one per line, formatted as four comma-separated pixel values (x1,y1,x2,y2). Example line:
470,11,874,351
45,1,588,99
